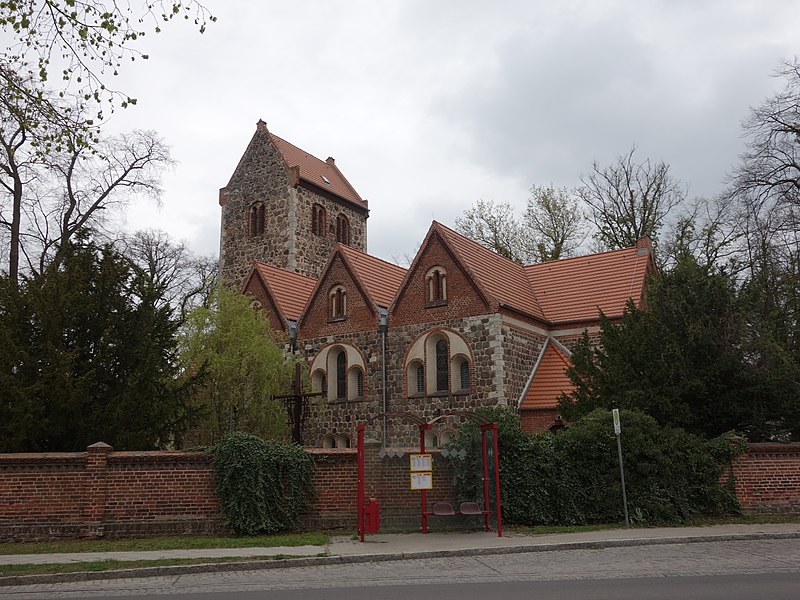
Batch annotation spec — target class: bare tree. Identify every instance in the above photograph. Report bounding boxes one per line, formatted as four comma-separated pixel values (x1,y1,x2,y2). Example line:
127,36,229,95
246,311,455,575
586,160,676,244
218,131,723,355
578,146,687,250
120,229,218,320
455,199,527,262
523,185,586,262
730,59,800,213
29,129,173,273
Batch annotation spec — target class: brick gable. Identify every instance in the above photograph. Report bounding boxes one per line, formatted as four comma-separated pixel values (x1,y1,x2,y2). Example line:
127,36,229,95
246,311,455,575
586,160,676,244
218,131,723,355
298,252,379,338
391,229,492,327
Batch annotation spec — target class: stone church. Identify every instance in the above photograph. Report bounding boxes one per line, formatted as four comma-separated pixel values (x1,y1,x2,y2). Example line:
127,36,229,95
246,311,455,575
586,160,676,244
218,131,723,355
219,121,655,448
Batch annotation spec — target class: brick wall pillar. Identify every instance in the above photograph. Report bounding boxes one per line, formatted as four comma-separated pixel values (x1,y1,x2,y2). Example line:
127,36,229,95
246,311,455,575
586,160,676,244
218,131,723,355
84,441,112,538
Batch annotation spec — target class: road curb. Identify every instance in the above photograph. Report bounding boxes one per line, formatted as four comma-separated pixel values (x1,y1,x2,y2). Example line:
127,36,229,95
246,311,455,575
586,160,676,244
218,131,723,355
2,531,799,587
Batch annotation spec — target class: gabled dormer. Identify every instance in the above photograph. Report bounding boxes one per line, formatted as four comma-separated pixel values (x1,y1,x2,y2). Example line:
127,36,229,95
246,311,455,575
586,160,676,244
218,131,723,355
242,262,317,336
297,244,405,339
390,221,546,327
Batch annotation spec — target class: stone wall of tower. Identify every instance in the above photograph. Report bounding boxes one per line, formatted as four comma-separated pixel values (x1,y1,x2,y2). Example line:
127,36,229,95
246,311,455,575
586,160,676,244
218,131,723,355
219,130,293,287
292,185,367,279
219,125,368,286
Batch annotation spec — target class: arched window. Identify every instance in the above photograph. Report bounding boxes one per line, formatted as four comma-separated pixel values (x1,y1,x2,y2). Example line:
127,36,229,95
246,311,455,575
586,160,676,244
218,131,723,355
336,214,350,245
336,350,347,400
335,434,350,449
321,435,336,449
426,266,447,304
415,364,425,394
312,203,326,236
435,338,449,392
248,202,265,237
348,367,364,400
328,285,347,319
406,360,425,396
311,370,327,395
424,430,438,449
451,356,470,392
439,430,453,446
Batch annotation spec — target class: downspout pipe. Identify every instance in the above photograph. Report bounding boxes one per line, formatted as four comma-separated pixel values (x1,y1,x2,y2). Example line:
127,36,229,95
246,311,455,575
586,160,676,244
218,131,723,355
379,309,388,447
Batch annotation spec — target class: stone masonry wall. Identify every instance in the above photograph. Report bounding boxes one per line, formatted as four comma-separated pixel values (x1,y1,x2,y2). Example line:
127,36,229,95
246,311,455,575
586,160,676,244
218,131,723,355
220,126,368,287
501,322,547,409
220,129,293,287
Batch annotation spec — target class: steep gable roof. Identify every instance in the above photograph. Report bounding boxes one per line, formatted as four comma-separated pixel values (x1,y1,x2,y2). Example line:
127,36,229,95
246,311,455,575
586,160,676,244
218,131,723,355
338,245,407,309
520,341,575,410
251,262,317,322
266,126,367,210
524,241,653,324
433,222,546,321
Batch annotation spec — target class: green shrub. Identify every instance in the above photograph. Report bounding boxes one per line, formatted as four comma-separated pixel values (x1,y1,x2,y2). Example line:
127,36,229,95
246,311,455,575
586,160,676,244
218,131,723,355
212,432,313,535
447,407,741,526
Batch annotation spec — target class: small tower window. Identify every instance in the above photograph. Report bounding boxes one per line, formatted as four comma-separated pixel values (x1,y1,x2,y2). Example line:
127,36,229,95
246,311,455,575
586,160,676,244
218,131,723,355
312,204,326,236
328,285,347,319
336,214,351,245
416,364,425,394
248,202,265,237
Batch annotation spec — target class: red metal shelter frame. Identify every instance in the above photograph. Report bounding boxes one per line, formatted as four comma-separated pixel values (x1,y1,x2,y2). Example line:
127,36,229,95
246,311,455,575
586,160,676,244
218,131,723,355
356,411,502,541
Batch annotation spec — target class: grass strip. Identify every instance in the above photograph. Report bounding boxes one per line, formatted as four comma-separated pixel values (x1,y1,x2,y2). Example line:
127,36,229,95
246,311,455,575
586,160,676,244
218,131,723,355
0,554,327,578
0,532,328,556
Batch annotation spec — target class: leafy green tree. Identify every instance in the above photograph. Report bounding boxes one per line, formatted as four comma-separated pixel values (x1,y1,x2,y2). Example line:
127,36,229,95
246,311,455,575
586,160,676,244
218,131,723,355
179,285,296,445
0,232,192,451
523,185,586,262
559,254,800,440
454,199,527,262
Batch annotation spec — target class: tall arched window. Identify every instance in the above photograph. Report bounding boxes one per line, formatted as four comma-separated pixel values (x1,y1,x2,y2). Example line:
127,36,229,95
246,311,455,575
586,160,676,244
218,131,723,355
248,202,265,237
336,214,350,245
336,350,347,400
416,364,425,394
312,203,326,236
426,266,447,304
329,285,347,319
348,367,364,400
435,338,449,392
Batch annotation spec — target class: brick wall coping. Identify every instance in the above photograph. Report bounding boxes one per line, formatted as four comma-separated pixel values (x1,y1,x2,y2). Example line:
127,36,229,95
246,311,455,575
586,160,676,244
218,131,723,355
0,452,85,466
107,451,212,464
745,443,800,455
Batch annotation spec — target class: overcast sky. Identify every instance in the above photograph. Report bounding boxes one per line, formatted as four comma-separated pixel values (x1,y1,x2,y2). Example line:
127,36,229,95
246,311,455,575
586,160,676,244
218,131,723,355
105,0,799,264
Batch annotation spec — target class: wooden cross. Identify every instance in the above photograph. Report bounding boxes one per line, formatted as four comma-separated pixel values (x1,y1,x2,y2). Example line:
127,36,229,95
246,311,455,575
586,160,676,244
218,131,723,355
273,363,323,445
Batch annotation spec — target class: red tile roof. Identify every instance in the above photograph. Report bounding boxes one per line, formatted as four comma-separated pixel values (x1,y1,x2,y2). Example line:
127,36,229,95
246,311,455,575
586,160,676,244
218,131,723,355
269,132,367,210
520,342,575,410
524,245,651,324
434,222,546,320
253,262,317,322
338,245,407,308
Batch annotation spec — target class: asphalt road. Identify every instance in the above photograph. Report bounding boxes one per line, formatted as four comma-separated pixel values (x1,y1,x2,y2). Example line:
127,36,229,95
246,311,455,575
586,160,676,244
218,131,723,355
5,538,800,599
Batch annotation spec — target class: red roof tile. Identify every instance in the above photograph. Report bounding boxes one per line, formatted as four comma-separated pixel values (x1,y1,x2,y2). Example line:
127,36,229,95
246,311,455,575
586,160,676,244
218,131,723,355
434,222,546,320
338,245,407,308
253,262,317,322
524,246,651,324
269,132,367,210
521,342,575,410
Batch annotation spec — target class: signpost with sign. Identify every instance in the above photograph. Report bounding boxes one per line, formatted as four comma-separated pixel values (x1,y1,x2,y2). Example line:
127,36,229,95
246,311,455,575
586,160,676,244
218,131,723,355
612,409,630,528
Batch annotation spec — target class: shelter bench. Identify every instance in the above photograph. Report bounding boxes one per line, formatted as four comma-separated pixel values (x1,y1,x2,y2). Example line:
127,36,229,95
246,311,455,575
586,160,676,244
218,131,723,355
424,502,490,531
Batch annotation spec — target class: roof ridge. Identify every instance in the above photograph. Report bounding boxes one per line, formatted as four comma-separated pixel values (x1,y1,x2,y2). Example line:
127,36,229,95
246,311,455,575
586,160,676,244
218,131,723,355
524,245,637,270
326,158,365,205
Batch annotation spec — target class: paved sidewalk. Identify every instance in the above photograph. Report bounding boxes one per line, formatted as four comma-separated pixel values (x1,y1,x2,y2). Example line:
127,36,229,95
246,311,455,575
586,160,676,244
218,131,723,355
2,523,798,567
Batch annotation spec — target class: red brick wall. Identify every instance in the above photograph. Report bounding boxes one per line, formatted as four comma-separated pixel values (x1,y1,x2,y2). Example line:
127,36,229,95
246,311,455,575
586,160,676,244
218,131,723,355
0,443,458,541
520,409,560,432
5,441,795,541
298,253,378,338
390,231,492,327
729,443,800,515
